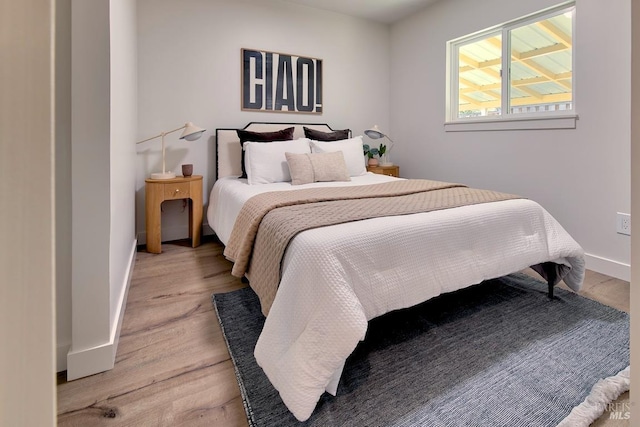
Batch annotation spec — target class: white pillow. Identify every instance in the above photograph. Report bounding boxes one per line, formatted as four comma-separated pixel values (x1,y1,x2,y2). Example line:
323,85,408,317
310,136,367,177
244,138,311,185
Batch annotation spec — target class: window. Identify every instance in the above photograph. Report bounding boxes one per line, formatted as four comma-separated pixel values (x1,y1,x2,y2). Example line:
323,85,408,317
446,3,575,129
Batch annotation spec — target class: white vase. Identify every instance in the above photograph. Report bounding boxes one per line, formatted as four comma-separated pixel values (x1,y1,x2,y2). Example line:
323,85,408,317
380,153,393,167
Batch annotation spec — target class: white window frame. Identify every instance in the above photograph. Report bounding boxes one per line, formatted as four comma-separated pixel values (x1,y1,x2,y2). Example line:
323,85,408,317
445,2,577,132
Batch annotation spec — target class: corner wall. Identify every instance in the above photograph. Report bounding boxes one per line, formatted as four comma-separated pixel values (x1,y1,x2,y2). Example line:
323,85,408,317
69,0,112,376
55,0,73,372
109,0,138,334
66,0,137,379
390,0,631,280
630,0,639,414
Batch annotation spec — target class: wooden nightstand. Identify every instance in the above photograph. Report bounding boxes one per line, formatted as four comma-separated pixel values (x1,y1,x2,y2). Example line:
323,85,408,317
145,175,203,254
367,164,400,177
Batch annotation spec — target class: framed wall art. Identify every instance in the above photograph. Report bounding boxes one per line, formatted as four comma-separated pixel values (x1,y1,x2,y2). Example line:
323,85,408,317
241,48,323,114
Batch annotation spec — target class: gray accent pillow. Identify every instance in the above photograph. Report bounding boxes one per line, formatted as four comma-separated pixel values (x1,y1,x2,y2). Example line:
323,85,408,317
285,151,351,185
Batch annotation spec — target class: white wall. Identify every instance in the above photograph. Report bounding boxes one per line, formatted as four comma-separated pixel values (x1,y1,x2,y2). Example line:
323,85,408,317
630,0,639,413
109,0,138,331
0,0,56,425
66,0,138,379
136,0,390,242
390,0,631,280
56,0,73,372
69,0,112,373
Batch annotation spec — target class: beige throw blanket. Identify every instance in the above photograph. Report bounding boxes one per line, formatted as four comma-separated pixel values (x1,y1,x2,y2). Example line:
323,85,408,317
224,179,520,315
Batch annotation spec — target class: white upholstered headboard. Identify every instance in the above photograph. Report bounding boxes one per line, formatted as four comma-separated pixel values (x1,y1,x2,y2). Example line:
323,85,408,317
215,122,351,179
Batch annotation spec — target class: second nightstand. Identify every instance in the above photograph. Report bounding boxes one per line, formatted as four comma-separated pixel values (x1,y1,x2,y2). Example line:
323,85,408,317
145,175,203,254
367,164,400,177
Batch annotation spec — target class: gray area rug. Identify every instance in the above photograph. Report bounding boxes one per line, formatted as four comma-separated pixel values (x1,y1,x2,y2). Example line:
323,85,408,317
212,273,629,426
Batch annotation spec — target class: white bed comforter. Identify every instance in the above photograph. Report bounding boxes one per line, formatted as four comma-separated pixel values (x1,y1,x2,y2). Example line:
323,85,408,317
208,175,585,422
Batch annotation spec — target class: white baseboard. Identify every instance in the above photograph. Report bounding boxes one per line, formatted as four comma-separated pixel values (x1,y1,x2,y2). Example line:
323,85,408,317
66,339,117,380
66,239,137,380
57,342,70,372
584,253,630,282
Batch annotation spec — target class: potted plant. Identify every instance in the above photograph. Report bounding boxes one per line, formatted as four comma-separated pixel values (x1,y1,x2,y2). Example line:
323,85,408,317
363,143,386,166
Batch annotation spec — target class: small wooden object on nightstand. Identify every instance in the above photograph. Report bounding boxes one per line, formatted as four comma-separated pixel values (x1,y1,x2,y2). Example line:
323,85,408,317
145,175,203,254
367,164,400,177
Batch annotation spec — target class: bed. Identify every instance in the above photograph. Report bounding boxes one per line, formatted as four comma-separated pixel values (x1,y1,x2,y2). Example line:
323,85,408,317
208,122,586,422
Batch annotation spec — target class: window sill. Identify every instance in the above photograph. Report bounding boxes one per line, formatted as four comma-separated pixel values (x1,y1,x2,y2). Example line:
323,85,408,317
444,114,578,132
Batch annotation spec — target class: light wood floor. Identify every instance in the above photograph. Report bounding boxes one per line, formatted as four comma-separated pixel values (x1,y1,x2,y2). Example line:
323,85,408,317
57,237,630,426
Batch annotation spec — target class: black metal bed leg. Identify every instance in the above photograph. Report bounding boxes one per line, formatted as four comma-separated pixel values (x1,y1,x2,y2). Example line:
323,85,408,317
542,262,557,300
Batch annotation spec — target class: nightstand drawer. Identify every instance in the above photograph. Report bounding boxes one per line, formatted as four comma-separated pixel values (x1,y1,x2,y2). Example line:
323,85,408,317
367,165,400,177
164,182,190,200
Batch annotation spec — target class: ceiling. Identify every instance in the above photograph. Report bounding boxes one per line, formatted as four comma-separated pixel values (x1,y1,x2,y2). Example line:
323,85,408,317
282,0,441,24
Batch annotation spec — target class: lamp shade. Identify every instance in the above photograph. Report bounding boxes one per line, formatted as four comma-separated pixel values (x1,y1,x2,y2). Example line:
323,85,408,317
364,125,385,140
137,121,207,180
180,122,206,141
364,125,395,167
